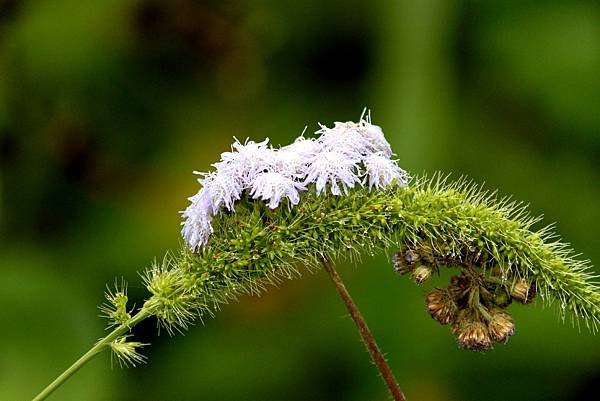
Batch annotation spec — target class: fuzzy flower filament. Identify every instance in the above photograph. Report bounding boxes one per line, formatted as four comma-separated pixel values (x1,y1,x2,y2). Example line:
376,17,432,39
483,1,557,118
363,152,409,190
303,150,362,195
250,172,306,209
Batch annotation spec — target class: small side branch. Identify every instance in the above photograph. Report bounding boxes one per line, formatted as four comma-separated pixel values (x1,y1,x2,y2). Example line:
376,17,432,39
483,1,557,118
321,257,406,401
31,309,151,401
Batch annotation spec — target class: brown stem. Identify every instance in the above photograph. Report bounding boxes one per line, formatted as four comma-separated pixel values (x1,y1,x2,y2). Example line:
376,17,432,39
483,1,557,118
320,256,406,401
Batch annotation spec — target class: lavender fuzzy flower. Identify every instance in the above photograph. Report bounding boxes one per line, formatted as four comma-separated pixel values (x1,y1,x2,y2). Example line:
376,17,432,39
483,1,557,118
278,136,319,175
198,171,244,212
181,189,214,250
303,150,362,195
181,113,408,250
363,153,409,190
214,138,275,186
250,172,306,209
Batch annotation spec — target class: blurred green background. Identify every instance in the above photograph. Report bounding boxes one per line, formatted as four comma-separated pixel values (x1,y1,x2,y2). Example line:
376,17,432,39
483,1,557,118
1,0,599,400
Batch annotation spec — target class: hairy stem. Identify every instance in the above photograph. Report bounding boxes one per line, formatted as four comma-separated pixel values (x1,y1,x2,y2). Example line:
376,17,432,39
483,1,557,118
31,309,152,401
321,257,406,401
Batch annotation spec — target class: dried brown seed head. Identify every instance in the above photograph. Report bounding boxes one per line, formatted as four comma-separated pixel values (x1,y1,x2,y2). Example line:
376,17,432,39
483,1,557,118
511,279,536,304
426,288,458,325
454,319,493,352
411,265,433,284
488,308,515,343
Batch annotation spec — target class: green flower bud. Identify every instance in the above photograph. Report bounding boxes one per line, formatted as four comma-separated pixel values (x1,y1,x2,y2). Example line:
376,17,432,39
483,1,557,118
493,288,512,308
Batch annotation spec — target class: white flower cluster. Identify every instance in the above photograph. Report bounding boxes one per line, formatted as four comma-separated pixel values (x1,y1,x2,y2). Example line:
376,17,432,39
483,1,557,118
181,114,409,250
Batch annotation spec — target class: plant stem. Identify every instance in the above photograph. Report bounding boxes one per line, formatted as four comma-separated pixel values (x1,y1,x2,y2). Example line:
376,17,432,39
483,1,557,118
31,309,152,401
320,257,406,401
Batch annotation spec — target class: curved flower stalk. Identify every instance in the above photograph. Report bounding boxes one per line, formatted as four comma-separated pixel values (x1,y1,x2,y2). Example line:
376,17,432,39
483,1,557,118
31,114,599,401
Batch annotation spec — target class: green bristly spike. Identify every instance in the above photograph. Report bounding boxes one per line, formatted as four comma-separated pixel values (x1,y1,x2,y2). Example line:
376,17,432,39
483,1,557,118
150,175,599,334
99,278,131,328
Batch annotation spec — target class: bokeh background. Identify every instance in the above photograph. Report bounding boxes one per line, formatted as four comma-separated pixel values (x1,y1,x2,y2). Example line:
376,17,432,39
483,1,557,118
1,0,599,400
